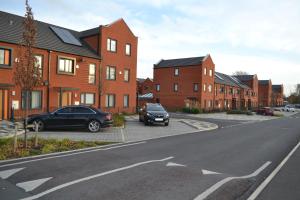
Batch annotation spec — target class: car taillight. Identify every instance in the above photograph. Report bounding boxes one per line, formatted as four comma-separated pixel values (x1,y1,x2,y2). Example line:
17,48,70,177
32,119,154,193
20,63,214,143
106,114,112,120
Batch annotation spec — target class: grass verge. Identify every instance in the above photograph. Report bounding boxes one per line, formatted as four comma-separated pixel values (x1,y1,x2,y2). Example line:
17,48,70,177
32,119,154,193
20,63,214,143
113,113,125,127
0,137,112,160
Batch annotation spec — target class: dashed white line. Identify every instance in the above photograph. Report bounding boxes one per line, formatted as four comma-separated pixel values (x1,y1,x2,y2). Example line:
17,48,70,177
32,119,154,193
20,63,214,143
20,156,174,200
194,161,271,200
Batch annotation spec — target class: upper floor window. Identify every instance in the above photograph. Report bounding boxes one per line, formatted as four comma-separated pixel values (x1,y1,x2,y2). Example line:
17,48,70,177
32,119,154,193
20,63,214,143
208,84,212,93
89,64,96,84
156,84,160,92
125,44,131,56
174,68,179,76
174,83,178,92
204,67,207,75
106,66,116,80
124,69,130,82
80,93,95,105
203,83,206,92
0,48,11,67
34,55,43,77
107,38,117,52
58,57,75,74
209,69,213,77
193,83,198,92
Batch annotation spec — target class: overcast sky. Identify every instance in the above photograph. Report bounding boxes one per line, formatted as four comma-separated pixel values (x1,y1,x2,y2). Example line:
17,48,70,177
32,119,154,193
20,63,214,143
2,0,300,95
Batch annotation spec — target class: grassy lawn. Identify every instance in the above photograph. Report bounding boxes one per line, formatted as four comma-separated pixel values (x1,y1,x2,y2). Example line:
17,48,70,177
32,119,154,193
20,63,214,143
0,137,112,160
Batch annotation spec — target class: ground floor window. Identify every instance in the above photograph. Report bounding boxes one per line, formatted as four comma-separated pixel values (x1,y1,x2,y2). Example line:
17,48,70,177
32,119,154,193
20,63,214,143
81,93,95,105
123,95,129,108
22,90,42,109
105,94,115,108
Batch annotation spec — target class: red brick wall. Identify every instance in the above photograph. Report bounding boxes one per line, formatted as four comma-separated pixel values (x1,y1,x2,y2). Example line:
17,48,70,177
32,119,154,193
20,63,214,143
82,34,99,53
137,78,153,95
99,19,138,113
258,80,272,107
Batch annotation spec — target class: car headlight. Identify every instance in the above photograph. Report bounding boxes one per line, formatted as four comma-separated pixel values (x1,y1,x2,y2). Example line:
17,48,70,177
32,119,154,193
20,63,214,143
165,113,169,118
146,113,151,116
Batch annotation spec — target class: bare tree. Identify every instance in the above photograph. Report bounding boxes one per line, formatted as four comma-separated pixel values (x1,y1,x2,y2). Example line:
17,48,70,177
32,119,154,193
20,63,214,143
14,0,42,148
232,71,249,76
295,84,300,96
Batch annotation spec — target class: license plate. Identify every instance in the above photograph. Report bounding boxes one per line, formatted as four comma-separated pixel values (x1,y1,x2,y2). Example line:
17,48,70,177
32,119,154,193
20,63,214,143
155,118,163,121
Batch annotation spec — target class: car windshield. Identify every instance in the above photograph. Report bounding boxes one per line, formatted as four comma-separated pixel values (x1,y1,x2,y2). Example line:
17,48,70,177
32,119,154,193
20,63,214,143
147,105,165,111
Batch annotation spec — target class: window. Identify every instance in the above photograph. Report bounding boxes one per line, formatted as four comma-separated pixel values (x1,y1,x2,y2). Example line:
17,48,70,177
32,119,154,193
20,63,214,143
105,94,115,108
56,107,72,114
89,64,96,84
229,88,233,94
58,57,75,74
219,87,224,93
72,107,94,114
204,67,207,75
174,83,178,92
125,44,131,55
208,84,212,93
123,95,129,108
80,93,95,105
106,66,116,80
203,84,206,92
208,100,212,108
124,69,130,82
0,48,11,66
174,68,179,76
209,69,213,77
156,84,160,92
34,55,43,77
107,38,117,52
193,83,198,92
21,91,42,109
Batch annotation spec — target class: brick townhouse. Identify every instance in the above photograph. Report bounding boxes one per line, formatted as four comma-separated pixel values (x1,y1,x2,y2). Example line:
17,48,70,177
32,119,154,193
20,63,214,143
0,11,137,120
258,80,272,107
153,55,215,110
272,84,284,106
137,78,153,95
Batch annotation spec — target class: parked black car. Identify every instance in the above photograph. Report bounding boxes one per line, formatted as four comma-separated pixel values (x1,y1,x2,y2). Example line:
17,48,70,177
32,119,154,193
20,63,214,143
27,106,113,132
139,103,169,126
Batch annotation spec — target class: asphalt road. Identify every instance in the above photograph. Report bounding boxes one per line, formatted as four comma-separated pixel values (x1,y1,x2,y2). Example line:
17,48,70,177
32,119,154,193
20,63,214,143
0,113,299,200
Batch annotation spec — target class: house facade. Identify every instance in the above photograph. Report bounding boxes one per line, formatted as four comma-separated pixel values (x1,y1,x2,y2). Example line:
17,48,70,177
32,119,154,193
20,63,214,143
0,11,137,120
258,80,272,107
272,84,284,106
153,55,215,110
234,75,259,108
137,78,153,95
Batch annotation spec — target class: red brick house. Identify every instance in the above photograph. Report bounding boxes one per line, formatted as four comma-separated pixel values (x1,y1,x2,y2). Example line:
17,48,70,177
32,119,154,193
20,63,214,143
234,75,259,108
0,11,137,120
137,78,153,95
258,80,272,107
272,84,284,106
153,55,215,110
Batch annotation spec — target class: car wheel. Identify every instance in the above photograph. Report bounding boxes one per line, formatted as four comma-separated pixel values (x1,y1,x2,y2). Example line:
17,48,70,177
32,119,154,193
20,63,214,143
139,116,143,122
144,120,149,126
164,122,169,126
88,120,101,132
32,120,44,132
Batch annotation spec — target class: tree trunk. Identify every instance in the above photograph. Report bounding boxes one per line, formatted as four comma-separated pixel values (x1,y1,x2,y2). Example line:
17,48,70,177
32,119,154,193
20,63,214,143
34,123,38,147
13,124,18,153
24,90,29,148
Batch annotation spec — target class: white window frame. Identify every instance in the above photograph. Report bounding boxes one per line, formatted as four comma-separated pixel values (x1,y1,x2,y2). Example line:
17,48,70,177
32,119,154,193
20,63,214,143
125,43,131,56
107,38,117,52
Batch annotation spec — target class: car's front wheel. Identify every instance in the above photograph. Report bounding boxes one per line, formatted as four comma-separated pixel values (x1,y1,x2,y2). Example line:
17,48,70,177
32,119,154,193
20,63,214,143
32,119,44,132
164,122,169,126
88,120,101,132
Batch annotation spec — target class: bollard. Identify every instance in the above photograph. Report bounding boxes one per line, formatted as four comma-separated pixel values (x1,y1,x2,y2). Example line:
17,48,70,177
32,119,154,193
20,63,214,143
34,122,39,147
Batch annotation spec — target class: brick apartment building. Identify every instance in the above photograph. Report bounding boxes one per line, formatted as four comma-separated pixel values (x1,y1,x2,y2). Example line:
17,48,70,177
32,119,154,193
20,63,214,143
0,11,137,120
272,84,284,106
258,80,272,107
153,55,215,110
137,78,153,95
234,75,259,108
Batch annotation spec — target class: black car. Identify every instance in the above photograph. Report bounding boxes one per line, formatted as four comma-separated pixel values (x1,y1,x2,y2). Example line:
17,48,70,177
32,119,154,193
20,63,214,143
139,103,169,126
28,106,113,132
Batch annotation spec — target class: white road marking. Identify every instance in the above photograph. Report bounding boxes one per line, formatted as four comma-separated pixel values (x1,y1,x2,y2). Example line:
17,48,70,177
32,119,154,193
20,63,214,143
166,162,186,167
16,177,52,192
247,141,300,200
0,167,25,179
202,169,221,175
20,156,174,200
194,161,271,200
0,141,146,168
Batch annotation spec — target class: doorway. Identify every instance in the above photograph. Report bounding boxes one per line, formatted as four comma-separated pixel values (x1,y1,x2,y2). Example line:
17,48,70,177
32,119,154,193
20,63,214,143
58,91,72,107
0,89,8,120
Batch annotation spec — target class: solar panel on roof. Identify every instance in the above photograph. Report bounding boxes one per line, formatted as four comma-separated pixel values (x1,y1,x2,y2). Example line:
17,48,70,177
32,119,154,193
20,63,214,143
215,73,224,80
50,26,82,46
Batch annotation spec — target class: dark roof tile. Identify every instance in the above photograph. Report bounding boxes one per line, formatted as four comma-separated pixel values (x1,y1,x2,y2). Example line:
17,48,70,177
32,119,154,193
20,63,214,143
154,56,206,68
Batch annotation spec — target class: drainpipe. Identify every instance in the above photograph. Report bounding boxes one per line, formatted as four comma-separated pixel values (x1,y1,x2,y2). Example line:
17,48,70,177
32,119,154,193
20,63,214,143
47,50,52,112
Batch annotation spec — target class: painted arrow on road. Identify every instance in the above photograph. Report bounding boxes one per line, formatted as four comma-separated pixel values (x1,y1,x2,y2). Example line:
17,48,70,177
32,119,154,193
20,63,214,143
202,169,221,175
0,167,25,179
16,177,53,192
166,162,186,167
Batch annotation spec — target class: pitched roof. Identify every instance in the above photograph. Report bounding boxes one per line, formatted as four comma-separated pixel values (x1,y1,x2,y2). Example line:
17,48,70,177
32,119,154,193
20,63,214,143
234,75,254,81
259,80,270,85
272,85,283,92
215,72,250,89
80,27,100,38
154,56,206,68
0,11,100,59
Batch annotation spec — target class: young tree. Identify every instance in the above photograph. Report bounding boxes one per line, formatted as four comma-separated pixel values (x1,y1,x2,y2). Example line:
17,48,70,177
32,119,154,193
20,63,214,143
14,0,42,148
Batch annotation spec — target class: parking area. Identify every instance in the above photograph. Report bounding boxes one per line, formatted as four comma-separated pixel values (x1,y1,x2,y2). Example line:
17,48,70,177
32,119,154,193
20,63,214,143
24,117,217,143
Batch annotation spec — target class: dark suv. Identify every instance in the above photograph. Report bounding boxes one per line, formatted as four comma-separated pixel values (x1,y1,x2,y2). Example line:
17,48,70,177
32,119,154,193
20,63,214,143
139,103,169,126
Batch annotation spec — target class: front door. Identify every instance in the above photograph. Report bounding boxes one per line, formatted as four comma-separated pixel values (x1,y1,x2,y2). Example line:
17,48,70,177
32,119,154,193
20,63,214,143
58,92,72,107
0,90,8,120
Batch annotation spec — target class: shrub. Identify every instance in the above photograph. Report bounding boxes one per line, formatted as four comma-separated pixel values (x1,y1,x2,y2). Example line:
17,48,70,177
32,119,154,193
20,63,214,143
41,144,56,154
227,110,247,114
113,114,125,127
182,107,201,114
